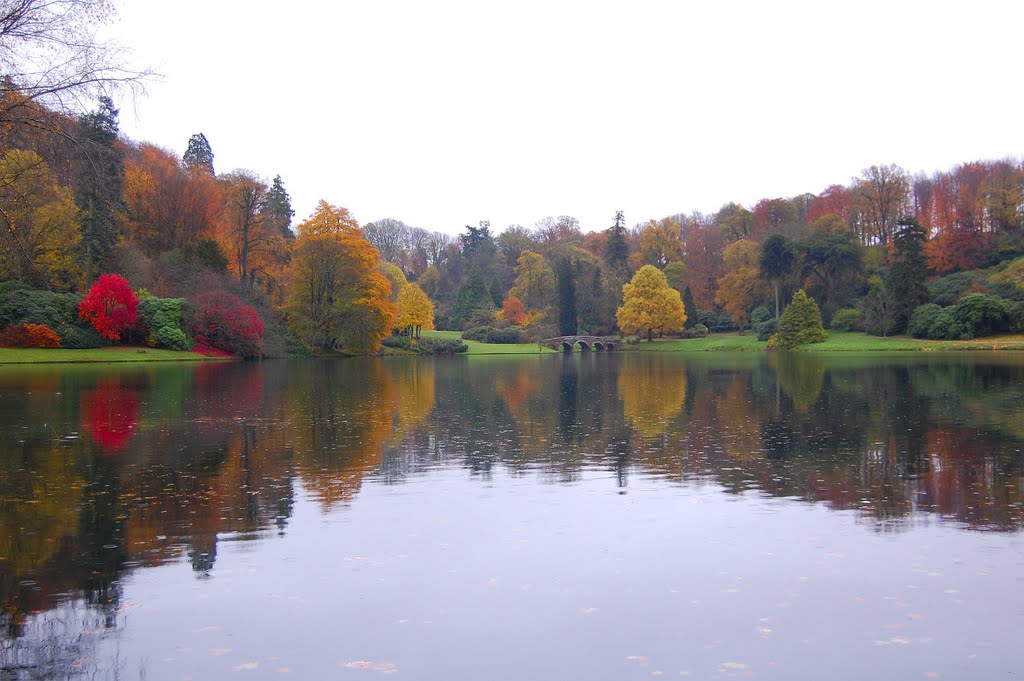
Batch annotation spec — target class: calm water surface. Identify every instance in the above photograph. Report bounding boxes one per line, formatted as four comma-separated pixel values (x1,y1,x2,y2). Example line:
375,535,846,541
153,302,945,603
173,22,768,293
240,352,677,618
1,353,1022,680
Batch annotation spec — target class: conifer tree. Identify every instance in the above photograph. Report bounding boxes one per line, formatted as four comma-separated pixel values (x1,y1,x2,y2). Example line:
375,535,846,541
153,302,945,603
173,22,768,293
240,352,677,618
75,96,124,284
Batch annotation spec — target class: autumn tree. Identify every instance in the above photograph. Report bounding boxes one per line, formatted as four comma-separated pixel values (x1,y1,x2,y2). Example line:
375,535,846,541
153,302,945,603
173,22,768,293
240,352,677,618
285,200,395,353
78,272,138,340
0,149,80,288
394,284,434,337
363,217,408,264
639,218,683,268
616,265,686,340
218,169,282,290
123,143,223,254
715,240,767,328
379,262,408,303
510,251,554,310
853,164,910,252
502,294,528,326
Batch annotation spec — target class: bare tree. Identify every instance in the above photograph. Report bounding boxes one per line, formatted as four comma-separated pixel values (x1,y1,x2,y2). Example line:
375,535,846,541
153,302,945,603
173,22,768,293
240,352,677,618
0,0,150,135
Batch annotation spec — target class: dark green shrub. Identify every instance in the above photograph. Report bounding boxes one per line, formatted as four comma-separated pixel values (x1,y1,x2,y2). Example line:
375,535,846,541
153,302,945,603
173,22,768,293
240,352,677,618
929,307,970,340
462,326,493,342
755,318,777,341
829,308,861,331
750,307,771,326
485,328,525,344
0,288,105,348
693,308,733,332
909,304,943,338
928,271,986,307
1009,301,1024,333
682,323,709,339
417,337,467,354
773,290,827,349
381,335,412,350
953,293,1010,338
155,326,191,351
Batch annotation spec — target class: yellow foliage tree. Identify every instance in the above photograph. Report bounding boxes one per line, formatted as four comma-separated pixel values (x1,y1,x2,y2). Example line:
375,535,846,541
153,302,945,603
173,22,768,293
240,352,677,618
714,239,768,327
639,218,684,267
379,262,408,303
395,284,434,337
616,265,686,340
285,200,396,353
0,150,81,289
510,251,555,309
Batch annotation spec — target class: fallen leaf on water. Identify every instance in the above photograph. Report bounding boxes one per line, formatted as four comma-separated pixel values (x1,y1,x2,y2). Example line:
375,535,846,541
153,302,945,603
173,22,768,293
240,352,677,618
193,626,222,633
719,662,747,671
626,656,649,666
232,662,258,671
341,660,398,674
211,648,233,656
277,668,292,674
579,607,597,615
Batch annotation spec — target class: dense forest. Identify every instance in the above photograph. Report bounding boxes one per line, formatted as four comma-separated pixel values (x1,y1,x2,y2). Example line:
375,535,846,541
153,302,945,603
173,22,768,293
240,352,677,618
2,3,1023,355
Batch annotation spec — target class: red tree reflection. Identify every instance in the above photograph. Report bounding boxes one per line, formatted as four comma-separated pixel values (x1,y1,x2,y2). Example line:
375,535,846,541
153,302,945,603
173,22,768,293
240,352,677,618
81,379,140,454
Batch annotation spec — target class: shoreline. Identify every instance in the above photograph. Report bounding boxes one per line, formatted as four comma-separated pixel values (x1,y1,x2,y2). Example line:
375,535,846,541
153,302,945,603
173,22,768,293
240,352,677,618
6,331,1024,365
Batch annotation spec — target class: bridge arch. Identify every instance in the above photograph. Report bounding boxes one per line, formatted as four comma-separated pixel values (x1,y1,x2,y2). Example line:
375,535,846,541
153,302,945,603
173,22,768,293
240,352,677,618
561,341,573,353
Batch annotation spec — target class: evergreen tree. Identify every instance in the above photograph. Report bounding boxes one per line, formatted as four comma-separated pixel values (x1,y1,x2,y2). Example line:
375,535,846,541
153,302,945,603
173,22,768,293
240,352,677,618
861,275,899,337
682,286,697,328
888,217,929,332
605,210,629,272
556,258,577,335
265,174,295,238
773,289,827,349
452,269,489,329
183,133,215,175
75,97,124,284
489,274,504,308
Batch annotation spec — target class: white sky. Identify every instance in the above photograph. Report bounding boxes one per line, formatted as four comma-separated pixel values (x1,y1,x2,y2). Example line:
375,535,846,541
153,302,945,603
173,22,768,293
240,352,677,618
108,0,1023,235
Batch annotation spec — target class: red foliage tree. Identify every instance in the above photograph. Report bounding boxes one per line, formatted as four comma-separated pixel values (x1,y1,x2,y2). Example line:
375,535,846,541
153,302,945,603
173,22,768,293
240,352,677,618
0,323,62,348
189,292,264,358
502,294,528,325
78,274,140,341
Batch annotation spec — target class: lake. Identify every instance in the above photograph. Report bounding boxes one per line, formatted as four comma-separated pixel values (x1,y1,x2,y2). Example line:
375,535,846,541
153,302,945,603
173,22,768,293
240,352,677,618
1,352,1022,680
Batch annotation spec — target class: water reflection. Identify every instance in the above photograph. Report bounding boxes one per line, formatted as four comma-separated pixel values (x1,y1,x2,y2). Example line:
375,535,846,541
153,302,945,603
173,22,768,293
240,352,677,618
1,353,1023,674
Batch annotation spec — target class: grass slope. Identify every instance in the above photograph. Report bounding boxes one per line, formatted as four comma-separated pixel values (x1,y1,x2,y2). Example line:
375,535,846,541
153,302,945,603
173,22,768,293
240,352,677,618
0,347,230,364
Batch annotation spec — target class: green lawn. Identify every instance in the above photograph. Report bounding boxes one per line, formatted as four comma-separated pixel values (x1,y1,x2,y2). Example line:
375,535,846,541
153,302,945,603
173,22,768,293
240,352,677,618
0,347,230,364
412,329,1024,356
419,330,557,355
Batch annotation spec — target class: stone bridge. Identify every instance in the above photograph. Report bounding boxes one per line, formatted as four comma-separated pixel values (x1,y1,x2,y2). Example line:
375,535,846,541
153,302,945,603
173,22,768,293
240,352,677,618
541,335,618,352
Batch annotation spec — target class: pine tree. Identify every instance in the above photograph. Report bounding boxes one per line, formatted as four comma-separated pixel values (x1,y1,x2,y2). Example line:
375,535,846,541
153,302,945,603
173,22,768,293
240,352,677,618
605,210,629,272
75,97,124,284
265,174,295,238
183,133,215,175
489,274,504,308
452,269,489,329
888,217,929,333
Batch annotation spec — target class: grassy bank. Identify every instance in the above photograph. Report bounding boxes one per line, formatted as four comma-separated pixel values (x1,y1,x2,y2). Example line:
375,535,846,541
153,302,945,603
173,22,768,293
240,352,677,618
0,347,232,364
420,330,557,355
621,331,1024,352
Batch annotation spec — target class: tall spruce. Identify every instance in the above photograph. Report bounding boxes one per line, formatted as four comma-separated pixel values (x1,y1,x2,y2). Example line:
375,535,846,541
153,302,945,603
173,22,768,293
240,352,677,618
605,210,629,272
265,174,295,238
556,258,577,335
888,217,929,332
75,97,124,284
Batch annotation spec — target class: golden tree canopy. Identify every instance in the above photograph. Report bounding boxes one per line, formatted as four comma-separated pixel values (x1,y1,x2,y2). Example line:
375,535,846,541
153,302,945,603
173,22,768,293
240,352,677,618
616,265,686,339
395,284,434,336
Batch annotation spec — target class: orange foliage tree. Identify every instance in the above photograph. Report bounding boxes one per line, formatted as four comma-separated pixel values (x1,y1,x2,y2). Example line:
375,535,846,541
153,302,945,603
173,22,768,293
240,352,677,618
285,200,395,353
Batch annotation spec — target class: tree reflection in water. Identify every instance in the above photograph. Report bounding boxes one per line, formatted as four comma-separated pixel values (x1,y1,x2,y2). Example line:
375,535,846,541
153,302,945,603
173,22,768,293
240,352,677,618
0,352,1023,674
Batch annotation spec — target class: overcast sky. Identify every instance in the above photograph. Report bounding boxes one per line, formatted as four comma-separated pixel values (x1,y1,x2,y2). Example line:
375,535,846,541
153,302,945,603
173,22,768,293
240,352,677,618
108,0,1022,235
